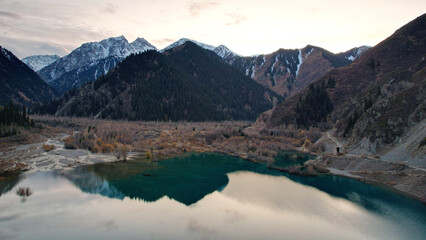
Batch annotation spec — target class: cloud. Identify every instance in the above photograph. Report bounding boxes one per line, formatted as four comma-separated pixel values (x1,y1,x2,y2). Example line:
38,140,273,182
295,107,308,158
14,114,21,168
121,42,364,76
0,36,73,58
102,3,118,15
0,11,22,19
0,20,8,27
152,38,175,45
188,1,219,16
226,13,247,26
187,219,217,235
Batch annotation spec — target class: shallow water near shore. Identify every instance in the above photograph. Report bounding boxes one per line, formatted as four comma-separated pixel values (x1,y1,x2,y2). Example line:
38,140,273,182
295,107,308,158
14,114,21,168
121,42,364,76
0,152,425,239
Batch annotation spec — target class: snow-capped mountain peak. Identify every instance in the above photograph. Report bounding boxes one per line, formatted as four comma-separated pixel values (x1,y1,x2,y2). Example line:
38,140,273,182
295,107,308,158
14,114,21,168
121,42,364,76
161,38,216,52
37,36,158,93
130,38,157,53
342,45,371,61
22,55,60,71
213,45,238,59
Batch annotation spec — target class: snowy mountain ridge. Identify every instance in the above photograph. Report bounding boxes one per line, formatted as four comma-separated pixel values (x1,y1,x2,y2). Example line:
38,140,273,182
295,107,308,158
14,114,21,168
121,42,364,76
37,36,157,94
38,36,157,84
162,38,239,60
161,38,216,52
22,55,60,71
339,45,371,61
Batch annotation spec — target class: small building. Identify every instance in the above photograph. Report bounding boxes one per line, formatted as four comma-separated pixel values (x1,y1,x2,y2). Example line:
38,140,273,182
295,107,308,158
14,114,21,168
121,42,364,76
334,146,343,155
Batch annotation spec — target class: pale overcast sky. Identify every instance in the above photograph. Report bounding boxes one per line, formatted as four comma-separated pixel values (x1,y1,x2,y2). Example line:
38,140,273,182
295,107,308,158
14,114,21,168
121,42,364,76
0,0,425,58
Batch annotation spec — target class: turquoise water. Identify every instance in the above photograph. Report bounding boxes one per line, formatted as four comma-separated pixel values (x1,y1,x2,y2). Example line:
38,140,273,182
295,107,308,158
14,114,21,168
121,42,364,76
272,150,315,168
0,152,425,239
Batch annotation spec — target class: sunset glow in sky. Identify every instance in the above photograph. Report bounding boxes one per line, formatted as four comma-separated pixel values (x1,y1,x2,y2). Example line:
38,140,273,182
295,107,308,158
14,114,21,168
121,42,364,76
1,0,425,58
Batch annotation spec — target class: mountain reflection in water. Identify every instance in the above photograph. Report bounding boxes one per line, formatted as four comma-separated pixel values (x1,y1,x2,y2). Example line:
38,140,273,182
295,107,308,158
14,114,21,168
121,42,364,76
0,153,425,240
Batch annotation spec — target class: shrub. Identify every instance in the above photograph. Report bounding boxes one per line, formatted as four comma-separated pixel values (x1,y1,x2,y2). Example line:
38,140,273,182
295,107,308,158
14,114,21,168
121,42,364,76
117,144,128,160
145,151,153,161
100,143,114,153
91,144,101,153
419,137,426,149
63,136,73,144
42,144,55,152
64,143,77,149
303,139,312,148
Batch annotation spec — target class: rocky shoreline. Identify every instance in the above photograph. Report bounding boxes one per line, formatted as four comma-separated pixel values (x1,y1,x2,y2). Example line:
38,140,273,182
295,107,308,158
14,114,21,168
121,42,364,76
0,135,138,174
273,154,426,204
1,132,425,204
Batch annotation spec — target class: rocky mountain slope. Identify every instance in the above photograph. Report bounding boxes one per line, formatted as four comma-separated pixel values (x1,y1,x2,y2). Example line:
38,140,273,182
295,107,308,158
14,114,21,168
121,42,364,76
256,13,426,160
0,46,57,106
337,46,371,61
21,55,60,71
223,45,369,97
35,42,282,121
38,36,156,94
31,35,367,98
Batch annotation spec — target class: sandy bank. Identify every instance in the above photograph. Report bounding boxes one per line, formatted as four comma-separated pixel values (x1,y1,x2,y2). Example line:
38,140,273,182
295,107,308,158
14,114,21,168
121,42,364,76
319,155,426,203
0,135,138,173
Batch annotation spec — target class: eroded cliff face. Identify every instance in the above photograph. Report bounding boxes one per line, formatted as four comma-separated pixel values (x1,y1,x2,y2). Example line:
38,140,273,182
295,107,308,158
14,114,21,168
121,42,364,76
348,59,425,161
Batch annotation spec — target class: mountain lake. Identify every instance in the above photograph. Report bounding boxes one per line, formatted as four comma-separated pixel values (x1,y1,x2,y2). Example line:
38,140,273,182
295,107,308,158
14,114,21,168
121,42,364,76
0,152,425,240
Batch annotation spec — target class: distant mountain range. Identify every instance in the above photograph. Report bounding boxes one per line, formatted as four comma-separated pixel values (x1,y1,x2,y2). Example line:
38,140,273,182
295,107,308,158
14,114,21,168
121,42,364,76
222,45,370,96
21,55,60,71
257,13,425,159
36,36,156,94
0,46,57,106
22,36,369,96
34,42,282,121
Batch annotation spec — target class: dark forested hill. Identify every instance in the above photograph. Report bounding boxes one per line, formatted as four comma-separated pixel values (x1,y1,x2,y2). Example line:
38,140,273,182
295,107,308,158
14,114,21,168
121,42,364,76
0,46,57,106
35,42,282,121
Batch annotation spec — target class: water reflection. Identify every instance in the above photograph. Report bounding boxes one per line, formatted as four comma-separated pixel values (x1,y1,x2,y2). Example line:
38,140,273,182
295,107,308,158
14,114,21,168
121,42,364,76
79,152,425,219
0,168,425,240
62,169,125,200
16,187,32,202
82,153,266,205
0,171,21,197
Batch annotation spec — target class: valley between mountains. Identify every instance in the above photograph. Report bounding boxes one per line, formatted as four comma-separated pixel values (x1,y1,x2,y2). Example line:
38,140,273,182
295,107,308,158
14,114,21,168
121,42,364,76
0,14,425,202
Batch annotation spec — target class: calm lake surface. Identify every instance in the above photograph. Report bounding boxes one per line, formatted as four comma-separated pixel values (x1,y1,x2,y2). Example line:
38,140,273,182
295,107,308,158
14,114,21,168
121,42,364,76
0,153,425,240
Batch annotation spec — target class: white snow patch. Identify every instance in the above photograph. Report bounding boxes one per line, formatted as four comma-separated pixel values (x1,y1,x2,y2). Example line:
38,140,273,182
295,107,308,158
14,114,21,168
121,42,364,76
161,38,216,52
250,65,256,78
271,55,278,73
295,49,303,77
22,55,60,71
305,48,314,58
103,62,108,74
259,56,266,69
346,56,355,61
213,45,238,59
